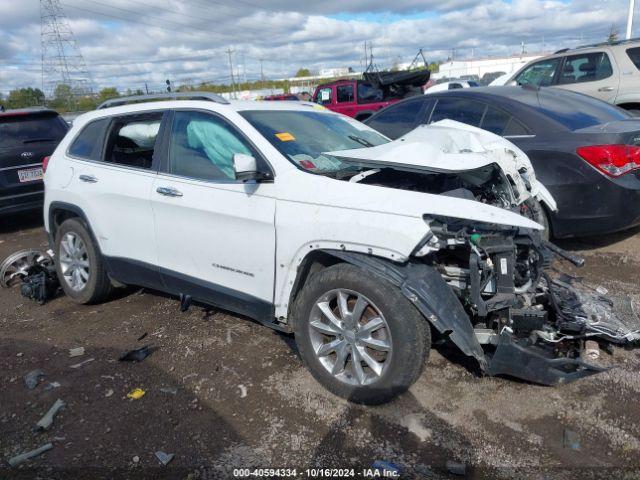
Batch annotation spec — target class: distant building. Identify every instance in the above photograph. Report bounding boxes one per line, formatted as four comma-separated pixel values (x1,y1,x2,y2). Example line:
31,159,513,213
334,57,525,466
318,67,353,77
429,53,549,81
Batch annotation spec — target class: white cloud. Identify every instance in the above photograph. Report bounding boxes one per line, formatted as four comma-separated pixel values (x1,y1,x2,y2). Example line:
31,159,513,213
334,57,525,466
0,0,629,96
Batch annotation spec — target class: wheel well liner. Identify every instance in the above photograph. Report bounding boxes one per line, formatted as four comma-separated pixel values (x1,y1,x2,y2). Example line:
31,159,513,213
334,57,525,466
304,249,487,369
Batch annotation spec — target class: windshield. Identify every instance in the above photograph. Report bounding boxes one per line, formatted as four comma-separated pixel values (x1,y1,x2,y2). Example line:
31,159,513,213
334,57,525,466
240,109,388,173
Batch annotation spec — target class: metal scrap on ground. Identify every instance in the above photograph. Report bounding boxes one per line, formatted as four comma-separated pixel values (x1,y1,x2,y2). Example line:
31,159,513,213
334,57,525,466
8,443,53,467
35,398,65,431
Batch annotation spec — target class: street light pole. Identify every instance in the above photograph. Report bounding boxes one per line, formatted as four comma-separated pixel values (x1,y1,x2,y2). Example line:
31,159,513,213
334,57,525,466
627,0,636,39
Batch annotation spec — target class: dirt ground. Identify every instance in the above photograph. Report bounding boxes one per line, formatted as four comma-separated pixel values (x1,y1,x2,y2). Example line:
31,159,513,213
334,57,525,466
1,212,639,479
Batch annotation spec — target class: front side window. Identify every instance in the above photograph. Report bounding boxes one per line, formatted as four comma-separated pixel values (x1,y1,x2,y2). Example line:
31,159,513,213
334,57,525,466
168,111,254,181
365,99,426,139
559,52,613,84
68,118,109,160
104,113,163,169
515,58,561,87
316,88,332,105
430,97,486,127
336,85,354,103
240,110,388,173
627,47,640,70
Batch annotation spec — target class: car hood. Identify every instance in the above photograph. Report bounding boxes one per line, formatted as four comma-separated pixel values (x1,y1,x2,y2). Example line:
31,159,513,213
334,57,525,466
326,119,555,209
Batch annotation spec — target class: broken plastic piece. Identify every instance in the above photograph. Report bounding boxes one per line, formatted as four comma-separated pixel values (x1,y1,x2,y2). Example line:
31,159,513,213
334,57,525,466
68,347,85,358
155,451,175,466
8,442,53,467
563,429,580,450
43,381,60,392
70,358,95,369
127,388,146,400
585,340,600,359
35,398,65,431
24,369,44,390
119,345,154,362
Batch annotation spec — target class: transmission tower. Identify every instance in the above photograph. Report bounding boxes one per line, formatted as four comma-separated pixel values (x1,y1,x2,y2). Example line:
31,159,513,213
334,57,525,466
40,0,94,104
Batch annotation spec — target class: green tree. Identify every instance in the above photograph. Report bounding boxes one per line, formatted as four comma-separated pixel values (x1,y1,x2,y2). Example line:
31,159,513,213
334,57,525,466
5,87,45,109
97,87,119,104
295,68,311,77
428,62,440,73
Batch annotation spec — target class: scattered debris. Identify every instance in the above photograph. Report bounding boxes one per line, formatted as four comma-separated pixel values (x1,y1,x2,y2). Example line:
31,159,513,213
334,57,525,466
585,340,600,359
179,293,192,312
127,388,146,400
105,389,114,398
19,262,60,304
16,352,24,357
35,398,65,431
119,345,154,362
137,332,148,341
238,384,247,398
159,387,178,395
8,442,53,467
68,347,85,358
399,414,432,442
372,460,399,475
24,369,44,390
132,455,140,463
43,382,61,392
596,285,609,295
70,358,95,369
563,428,581,450
155,451,175,466
1,249,54,289
446,460,466,476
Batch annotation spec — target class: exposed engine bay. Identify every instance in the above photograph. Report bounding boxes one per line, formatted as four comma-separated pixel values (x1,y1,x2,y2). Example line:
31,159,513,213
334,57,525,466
423,219,640,384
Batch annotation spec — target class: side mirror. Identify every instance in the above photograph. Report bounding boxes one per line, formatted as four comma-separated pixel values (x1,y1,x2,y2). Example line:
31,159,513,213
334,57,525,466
233,153,265,182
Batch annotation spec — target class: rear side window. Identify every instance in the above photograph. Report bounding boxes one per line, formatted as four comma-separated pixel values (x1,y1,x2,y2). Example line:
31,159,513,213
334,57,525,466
104,113,163,169
558,52,613,84
336,85,354,103
430,98,485,127
0,114,67,148
68,119,109,160
365,99,426,139
627,47,640,70
357,83,384,103
480,106,510,134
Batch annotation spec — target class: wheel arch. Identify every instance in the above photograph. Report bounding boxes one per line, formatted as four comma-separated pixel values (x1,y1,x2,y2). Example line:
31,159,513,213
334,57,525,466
288,249,488,370
47,202,100,253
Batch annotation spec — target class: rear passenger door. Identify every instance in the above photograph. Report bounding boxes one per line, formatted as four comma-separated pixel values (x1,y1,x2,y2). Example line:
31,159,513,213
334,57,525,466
554,51,619,102
67,111,167,288
151,109,276,321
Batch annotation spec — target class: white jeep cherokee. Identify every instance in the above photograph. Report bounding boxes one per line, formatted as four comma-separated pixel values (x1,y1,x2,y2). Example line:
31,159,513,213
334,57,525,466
44,93,634,404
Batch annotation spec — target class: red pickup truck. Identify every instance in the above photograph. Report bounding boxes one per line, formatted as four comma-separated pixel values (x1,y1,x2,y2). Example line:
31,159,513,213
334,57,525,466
312,79,402,121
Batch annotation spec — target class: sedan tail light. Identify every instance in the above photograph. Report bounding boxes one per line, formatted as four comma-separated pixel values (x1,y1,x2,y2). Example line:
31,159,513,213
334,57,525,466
576,145,640,178
43,156,51,173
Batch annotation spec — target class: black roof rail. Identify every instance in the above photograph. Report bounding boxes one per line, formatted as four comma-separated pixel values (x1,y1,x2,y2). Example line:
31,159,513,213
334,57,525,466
97,91,230,110
554,48,570,54
557,37,640,53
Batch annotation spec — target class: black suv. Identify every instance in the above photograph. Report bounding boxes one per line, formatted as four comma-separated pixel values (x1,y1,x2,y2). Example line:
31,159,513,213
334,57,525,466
0,108,68,215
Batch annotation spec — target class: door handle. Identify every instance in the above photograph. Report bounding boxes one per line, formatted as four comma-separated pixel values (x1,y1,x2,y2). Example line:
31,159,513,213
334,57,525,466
598,86,614,92
79,174,98,183
156,186,183,197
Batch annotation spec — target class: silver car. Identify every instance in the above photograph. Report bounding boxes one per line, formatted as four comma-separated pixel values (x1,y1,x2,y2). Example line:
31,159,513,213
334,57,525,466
503,38,640,114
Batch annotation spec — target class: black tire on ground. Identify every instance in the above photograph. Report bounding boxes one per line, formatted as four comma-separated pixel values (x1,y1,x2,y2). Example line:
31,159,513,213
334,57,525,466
292,263,431,404
54,218,112,304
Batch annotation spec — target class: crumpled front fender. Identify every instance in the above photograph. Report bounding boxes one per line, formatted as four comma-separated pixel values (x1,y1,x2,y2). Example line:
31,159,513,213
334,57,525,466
324,250,488,370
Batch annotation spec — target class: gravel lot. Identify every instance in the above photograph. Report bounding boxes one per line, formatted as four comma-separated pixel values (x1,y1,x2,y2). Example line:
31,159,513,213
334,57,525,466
1,211,640,479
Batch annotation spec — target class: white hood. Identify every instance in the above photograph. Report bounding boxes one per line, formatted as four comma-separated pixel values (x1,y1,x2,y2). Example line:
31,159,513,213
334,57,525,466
327,120,557,211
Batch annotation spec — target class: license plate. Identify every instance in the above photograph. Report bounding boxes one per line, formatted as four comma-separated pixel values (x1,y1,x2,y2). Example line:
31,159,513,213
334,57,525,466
17,167,43,183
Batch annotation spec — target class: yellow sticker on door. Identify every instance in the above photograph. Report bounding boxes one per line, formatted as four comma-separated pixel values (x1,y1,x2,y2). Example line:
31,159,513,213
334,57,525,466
275,132,295,141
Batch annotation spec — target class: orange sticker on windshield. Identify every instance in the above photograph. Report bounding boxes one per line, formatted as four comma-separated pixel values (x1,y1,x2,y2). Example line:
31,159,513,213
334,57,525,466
275,132,295,141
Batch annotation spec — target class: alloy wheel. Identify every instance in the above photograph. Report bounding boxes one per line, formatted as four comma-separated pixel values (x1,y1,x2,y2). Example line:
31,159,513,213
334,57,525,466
59,232,90,291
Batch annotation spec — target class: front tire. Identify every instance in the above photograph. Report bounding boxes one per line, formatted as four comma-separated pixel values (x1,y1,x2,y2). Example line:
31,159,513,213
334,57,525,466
54,218,112,304
292,263,430,404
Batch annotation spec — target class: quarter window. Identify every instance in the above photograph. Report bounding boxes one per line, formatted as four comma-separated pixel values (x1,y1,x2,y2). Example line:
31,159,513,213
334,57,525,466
515,58,561,87
104,113,163,169
68,119,109,160
168,111,254,181
336,85,355,103
480,106,510,135
627,47,640,70
430,98,486,127
558,52,613,84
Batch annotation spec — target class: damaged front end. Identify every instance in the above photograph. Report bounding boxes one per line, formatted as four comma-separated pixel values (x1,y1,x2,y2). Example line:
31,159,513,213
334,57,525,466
422,218,639,385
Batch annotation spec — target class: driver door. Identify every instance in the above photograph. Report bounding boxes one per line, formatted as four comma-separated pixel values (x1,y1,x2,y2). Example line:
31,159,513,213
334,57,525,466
151,109,277,320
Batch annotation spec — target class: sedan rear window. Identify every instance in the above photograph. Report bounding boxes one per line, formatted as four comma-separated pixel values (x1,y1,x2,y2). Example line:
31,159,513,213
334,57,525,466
627,47,640,70
0,114,67,148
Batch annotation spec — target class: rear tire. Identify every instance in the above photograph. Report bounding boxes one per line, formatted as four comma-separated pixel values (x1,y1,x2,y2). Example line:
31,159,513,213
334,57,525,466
292,263,430,404
54,218,112,304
